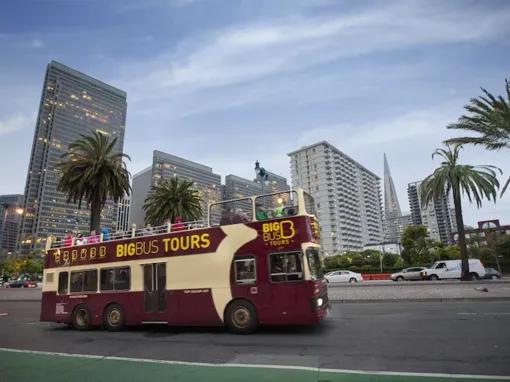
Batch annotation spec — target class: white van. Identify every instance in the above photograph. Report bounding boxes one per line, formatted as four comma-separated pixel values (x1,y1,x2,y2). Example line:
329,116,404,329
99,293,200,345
421,259,486,280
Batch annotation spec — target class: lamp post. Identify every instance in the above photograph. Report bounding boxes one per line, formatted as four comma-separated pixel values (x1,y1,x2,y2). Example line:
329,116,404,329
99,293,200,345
254,160,269,195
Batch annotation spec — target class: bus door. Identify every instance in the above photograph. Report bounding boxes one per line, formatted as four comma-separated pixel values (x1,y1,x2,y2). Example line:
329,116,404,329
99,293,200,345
268,251,304,320
142,263,167,322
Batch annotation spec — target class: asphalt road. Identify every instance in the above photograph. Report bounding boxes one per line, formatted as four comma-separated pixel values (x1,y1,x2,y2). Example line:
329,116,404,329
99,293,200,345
0,300,509,377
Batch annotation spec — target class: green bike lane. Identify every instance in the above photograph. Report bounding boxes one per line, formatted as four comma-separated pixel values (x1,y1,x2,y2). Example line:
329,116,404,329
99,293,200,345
1,349,509,382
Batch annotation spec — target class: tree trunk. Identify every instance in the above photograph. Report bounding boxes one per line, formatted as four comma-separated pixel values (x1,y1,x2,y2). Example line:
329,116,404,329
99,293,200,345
90,200,102,233
453,190,470,281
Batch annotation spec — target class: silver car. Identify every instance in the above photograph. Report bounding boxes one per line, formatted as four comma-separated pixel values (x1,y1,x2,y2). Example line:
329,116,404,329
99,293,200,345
391,267,426,281
325,270,363,283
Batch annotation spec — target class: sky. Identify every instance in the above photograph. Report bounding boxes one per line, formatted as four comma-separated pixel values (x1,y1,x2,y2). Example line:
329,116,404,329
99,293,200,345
0,0,509,227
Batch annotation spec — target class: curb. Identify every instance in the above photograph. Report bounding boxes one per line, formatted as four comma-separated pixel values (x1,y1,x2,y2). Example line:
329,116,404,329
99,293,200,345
328,280,510,288
329,297,510,303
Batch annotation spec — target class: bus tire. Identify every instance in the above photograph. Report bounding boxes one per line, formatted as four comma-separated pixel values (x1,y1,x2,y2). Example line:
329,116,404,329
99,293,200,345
103,303,125,332
225,300,258,334
72,305,92,331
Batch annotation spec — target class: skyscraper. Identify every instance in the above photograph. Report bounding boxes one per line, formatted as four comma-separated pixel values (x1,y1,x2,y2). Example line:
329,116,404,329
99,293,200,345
18,61,127,252
116,195,131,232
407,181,457,244
0,194,24,255
129,151,222,227
288,141,384,255
383,154,403,242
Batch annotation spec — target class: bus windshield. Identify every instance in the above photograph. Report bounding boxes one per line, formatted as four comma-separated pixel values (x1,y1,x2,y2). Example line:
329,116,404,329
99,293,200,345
306,247,323,279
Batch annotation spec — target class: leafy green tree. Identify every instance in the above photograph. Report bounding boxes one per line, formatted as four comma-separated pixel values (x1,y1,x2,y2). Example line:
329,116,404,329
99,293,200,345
382,253,399,268
349,253,364,267
495,235,510,260
445,79,510,195
337,255,350,268
57,131,131,232
420,145,500,280
143,177,203,226
401,225,431,265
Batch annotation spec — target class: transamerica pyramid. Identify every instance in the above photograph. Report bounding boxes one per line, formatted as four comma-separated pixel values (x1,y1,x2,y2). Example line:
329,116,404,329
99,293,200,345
384,154,402,242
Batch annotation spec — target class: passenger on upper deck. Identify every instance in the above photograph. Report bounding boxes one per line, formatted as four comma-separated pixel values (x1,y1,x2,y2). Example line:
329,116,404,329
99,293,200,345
255,203,268,221
88,230,98,244
172,216,185,231
63,232,73,247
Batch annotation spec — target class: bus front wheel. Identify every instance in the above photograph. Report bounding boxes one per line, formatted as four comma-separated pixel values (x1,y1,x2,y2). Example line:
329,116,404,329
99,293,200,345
225,300,258,334
103,303,125,332
72,305,92,331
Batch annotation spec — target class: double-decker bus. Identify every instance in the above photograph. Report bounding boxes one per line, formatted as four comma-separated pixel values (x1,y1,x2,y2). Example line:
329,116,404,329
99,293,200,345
40,188,327,334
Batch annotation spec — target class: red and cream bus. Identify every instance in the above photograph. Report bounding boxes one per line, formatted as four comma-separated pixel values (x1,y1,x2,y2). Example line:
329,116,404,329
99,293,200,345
40,188,328,334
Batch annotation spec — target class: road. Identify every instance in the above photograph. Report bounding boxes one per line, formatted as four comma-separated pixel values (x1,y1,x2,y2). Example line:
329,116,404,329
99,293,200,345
1,300,509,381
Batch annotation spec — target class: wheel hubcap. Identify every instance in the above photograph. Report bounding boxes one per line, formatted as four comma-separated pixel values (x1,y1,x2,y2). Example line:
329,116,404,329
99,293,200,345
76,309,89,327
232,307,250,328
108,309,121,325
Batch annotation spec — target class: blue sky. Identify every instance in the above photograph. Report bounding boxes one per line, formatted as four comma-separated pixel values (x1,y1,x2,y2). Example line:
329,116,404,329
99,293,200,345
0,0,509,226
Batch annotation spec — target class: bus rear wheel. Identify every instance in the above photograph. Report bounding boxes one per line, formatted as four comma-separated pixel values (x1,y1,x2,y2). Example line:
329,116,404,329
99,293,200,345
225,300,258,334
72,305,92,331
103,303,125,332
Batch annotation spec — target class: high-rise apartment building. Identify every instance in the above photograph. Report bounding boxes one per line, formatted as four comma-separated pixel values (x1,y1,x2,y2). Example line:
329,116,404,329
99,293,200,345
18,61,127,252
129,151,222,227
407,181,457,244
383,154,403,243
225,172,290,201
116,195,131,232
288,141,384,255
0,194,24,255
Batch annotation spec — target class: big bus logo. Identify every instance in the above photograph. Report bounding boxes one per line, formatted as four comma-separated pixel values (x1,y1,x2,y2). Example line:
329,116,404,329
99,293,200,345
261,220,296,246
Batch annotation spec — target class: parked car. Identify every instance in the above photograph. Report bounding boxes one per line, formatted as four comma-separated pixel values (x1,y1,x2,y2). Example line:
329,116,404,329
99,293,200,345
4,275,38,288
325,270,363,283
391,267,426,281
482,267,501,280
420,259,486,280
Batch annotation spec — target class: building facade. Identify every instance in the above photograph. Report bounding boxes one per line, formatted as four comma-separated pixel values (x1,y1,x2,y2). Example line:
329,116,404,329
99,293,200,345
456,219,510,246
129,151,222,227
407,181,457,244
116,195,131,232
18,61,127,252
383,154,403,243
0,194,24,255
288,141,384,255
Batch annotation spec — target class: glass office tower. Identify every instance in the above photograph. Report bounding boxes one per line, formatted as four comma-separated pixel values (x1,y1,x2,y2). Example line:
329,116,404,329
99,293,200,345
18,61,127,252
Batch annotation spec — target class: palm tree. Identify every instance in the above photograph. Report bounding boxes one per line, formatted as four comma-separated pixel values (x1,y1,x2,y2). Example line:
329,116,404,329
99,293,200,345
420,144,500,280
143,177,202,226
445,79,510,195
57,131,131,232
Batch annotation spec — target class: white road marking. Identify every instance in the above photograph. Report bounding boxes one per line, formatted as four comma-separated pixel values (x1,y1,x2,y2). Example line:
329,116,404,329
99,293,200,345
0,347,509,380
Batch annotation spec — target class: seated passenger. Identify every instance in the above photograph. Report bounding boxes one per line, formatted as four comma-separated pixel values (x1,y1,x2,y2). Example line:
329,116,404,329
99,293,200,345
255,203,268,220
75,233,87,246
273,205,284,218
63,232,73,247
100,227,110,241
232,209,249,224
88,230,98,244
172,216,185,231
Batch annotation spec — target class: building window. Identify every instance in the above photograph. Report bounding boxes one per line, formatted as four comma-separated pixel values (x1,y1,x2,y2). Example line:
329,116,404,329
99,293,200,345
100,267,131,291
234,257,256,284
269,252,303,282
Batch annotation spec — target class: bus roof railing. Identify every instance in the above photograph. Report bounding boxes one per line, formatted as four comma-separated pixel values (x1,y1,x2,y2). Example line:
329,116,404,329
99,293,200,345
47,219,208,250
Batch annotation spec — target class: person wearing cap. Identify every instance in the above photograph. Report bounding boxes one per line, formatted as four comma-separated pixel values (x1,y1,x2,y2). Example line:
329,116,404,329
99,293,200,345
255,203,268,220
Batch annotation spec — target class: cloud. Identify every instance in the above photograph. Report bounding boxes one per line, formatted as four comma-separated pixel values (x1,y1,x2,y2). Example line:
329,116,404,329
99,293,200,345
31,39,44,48
0,114,34,136
119,0,510,102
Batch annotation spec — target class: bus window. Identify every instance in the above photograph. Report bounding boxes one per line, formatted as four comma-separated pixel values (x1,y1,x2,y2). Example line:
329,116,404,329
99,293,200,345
269,252,303,282
100,267,130,291
58,272,68,294
70,270,97,293
306,247,323,279
255,191,298,220
234,257,256,284
210,198,253,226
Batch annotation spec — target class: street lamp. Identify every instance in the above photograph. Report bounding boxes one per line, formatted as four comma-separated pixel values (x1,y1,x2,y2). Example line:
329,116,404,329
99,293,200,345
254,160,269,194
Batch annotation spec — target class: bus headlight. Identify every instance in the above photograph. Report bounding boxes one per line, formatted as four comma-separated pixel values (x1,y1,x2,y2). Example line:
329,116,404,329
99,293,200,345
317,298,323,307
